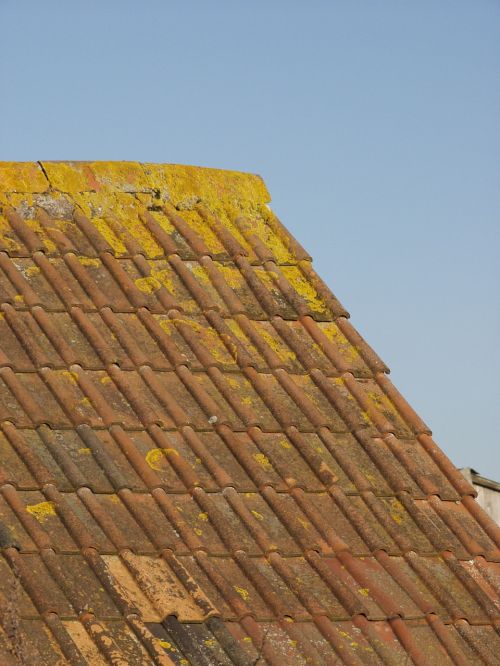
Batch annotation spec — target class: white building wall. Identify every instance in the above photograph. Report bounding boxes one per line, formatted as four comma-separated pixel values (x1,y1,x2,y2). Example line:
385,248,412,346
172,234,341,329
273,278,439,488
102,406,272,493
460,468,500,527
473,484,500,526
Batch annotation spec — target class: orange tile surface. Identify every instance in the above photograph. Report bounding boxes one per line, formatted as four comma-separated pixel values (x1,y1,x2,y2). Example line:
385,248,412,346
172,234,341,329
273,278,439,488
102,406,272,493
0,161,498,665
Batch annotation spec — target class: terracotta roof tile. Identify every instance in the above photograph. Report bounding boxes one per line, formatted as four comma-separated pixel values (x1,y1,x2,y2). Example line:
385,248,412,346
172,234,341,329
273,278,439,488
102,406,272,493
0,161,498,664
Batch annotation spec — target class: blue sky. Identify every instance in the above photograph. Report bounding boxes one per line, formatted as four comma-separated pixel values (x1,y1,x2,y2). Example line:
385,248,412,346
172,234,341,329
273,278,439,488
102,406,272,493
1,1,499,476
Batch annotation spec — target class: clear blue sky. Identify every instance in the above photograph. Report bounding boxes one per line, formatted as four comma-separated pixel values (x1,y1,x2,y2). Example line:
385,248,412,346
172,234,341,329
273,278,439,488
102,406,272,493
1,2,499,477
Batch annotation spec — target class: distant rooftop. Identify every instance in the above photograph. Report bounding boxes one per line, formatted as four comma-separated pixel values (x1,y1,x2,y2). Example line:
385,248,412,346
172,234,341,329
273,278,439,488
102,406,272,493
461,468,500,526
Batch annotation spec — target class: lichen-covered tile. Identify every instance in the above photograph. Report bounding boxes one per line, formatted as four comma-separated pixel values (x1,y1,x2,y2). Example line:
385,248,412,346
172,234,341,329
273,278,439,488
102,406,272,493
0,162,48,193
18,490,78,551
40,369,103,427
118,491,184,552
120,429,187,492
296,493,372,555
193,431,258,491
85,493,156,554
320,432,395,495
0,428,38,489
244,432,324,491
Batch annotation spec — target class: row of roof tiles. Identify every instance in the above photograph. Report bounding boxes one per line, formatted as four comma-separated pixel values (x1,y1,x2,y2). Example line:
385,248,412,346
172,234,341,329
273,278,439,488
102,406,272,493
0,422,467,499
5,615,500,666
1,479,498,559
0,307,373,377
2,545,499,625
0,365,418,436
0,252,345,321
0,198,304,264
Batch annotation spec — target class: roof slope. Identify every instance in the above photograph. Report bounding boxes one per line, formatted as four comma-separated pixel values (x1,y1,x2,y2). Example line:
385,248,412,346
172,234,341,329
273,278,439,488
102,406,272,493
0,161,498,665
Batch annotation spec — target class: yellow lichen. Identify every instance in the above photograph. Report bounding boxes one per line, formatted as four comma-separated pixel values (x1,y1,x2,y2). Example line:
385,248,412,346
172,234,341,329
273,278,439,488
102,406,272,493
297,517,310,531
109,197,162,256
220,333,238,361
254,267,276,290
148,266,175,293
251,510,264,521
135,276,162,293
145,447,179,471
238,212,293,263
77,256,100,267
255,324,297,364
0,218,20,252
225,320,247,341
367,390,398,419
361,411,372,425
198,512,209,522
321,323,360,361
92,218,127,254
2,163,271,234
24,218,57,253
216,264,244,289
253,453,272,470
188,263,211,284
281,266,327,314
24,265,40,278
160,317,229,364
41,163,96,192
147,209,176,234
143,163,270,211
0,162,48,193
61,370,78,385
234,586,250,601
182,210,223,254
387,499,406,525
158,319,174,336
135,266,175,294
26,501,56,523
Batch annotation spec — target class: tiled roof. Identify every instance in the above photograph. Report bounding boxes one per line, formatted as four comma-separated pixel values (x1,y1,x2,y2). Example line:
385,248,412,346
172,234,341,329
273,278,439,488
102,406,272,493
0,161,498,665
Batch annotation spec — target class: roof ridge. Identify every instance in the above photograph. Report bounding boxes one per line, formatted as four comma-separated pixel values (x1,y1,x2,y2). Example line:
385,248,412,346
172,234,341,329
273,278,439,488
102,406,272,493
0,161,271,207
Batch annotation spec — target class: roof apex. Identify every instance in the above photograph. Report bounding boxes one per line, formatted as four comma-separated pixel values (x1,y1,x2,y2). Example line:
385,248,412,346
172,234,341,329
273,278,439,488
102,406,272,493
0,161,270,207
